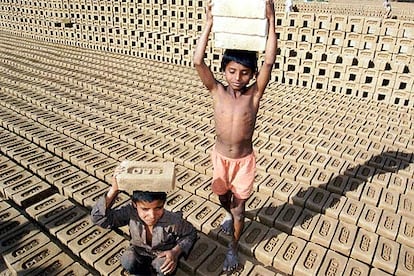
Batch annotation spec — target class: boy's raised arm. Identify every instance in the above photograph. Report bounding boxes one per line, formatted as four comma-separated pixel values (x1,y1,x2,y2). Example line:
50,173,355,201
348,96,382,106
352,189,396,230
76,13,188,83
256,0,277,95
193,2,217,91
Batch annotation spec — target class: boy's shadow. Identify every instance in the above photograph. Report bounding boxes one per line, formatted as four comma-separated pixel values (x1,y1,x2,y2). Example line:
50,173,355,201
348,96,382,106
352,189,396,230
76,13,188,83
238,150,413,274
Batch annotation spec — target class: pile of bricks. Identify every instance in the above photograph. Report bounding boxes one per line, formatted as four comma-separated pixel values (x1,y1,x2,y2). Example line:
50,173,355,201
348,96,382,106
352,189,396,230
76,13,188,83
276,12,414,107
212,0,268,52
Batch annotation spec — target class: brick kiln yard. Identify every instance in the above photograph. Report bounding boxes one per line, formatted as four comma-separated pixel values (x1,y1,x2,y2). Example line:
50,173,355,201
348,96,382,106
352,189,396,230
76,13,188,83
0,0,414,275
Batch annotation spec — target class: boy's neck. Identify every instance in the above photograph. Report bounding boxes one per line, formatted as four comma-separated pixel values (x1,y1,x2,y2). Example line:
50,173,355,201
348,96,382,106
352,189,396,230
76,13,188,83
227,85,248,96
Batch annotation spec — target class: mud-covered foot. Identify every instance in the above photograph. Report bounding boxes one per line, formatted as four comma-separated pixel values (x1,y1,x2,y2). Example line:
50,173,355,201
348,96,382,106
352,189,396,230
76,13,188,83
220,213,233,235
222,245,241,274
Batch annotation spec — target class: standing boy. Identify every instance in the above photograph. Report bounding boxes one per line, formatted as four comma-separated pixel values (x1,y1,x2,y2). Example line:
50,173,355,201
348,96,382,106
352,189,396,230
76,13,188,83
91,164,197,276
193,0,277,273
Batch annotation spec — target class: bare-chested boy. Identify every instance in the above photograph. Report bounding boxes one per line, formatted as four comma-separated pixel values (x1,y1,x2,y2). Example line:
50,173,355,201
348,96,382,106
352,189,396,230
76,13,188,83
193,0,277,273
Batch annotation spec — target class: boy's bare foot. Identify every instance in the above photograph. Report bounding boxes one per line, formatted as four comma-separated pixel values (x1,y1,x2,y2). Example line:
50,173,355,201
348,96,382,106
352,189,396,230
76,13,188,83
222,245,241,274
220,213,233,235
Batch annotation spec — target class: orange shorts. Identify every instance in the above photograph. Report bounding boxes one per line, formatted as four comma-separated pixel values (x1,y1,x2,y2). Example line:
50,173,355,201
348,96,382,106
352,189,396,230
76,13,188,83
211,146,256,200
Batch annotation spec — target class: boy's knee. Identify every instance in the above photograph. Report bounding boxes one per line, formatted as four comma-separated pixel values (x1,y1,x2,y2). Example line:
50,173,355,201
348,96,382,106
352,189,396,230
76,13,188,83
120,247,152,274
119,249,137,270
120,249,137,272
152,256,166,275
231,207,244,222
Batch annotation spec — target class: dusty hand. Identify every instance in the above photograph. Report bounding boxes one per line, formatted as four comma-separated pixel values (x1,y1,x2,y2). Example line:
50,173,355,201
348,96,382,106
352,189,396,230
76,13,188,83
158,250,179,275
111,161,128,190
206,0,213,23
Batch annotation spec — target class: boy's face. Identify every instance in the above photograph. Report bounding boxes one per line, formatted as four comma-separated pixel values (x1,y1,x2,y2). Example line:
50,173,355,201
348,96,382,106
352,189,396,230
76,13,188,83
224,61,254,91
134,199,165,227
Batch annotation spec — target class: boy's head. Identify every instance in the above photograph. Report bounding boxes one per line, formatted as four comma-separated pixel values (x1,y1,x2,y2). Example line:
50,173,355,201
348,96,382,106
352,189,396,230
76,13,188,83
132,190,167,203
132,191,167,226
220,49,258,73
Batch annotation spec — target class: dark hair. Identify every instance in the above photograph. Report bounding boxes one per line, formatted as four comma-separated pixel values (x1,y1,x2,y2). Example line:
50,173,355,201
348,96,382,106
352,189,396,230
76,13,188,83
131,191,167,203
221,49,258,72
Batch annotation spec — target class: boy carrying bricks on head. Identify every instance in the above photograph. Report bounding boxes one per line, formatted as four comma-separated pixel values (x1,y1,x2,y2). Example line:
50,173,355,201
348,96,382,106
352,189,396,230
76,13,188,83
193,0,276,273
91,161,197,276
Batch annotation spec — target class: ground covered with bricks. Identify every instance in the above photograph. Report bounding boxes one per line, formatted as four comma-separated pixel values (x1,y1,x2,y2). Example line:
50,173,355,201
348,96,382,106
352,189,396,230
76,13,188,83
0,28,414,275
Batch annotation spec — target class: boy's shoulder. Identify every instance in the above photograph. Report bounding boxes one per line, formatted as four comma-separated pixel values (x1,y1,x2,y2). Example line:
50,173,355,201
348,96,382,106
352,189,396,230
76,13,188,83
163,209,184,221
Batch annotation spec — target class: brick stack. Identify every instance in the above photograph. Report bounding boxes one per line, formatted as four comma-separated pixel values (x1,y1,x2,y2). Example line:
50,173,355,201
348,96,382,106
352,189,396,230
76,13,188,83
211,0,268,52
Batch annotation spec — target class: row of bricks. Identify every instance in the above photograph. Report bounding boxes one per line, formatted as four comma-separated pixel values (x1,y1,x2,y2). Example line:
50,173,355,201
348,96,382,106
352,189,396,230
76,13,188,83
279,44,413,72
1,11,409,66
0,201,94,276
281,86,412,109
2,81,410,179
3,8,412,49
0,63,410,175
265,84,411,117
33,25,411,70
4,25,412,91
0,4,410,56
0,116,410,234
0,90,412,231
273,77,414,109
0,117,410,251
278,28,414,55
1,88,413,200
0,30,196,68
0,31,410,116
0,76,410,160
280,53,412,78
0,100,215,177
0,0,204,14
0,60,409,154
3,0,413,40
0,61,212,125
1,12,189,34
0,0,408,20
1,128,412,235
291,1,414,22
0,35,410,129
280,62,414,95
0,82,410,218
255,168,412,216
0,33,193,74
0,17,204,41
277,12,413,39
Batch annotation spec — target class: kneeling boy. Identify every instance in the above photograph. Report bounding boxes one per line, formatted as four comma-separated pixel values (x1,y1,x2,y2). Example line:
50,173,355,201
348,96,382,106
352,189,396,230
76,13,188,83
91,163,197,275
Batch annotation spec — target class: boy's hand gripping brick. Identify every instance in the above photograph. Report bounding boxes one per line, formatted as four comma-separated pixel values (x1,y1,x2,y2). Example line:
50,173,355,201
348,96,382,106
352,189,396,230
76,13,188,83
115,160,176,193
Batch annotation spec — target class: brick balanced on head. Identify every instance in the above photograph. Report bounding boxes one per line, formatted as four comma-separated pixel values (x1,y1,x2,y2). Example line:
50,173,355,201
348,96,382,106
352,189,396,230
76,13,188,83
212,0,269,51
115,160,176,193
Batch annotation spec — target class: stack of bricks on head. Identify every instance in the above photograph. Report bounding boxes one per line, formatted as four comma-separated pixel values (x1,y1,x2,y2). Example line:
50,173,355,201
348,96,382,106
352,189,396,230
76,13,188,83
212,0,268,51
115,160,176,194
